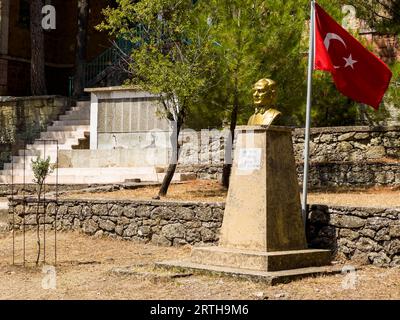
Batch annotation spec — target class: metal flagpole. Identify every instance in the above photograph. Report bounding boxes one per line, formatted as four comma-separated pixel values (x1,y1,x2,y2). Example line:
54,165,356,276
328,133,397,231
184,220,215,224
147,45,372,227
301,0,316,228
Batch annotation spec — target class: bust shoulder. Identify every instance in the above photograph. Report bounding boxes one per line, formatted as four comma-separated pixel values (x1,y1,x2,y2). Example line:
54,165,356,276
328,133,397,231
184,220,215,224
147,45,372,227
262,108,281,126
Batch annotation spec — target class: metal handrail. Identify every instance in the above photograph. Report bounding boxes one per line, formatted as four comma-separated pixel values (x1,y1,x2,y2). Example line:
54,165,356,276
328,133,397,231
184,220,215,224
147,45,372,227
68,38,135,96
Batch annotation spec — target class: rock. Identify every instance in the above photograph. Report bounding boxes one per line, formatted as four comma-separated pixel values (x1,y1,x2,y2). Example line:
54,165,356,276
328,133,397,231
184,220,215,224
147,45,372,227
99,219,115,232
253,292,268,299
123,205,136,218
320,134,333,143
136,206,153,218
389,225,400,237
138,226,151,236
339,229,360,241
115,225,124,236
73,218,81,230
212,208,224,221
92,204,108,216
117,216,131,226
337,142,352,152
82,219,98,235
162,223,185,240
196,207,213,222
351,250,370,265
68,206,82,216
338,132,355,141
386,239,400,255
94,230,104,238
357,237,379,252
375,228,390,241
366,217,391,230
330,215,365,229
200,227,216,242
82,206,91,218
360,228,376,238
151,234,172,246
151,207,175,220
390,256,400,267
366,146,386,159
173,238,188,246
354,132,370,140
124,223,138,237
186,229,201,243
109,205,123,217
175,207,194,220
368,252,391,266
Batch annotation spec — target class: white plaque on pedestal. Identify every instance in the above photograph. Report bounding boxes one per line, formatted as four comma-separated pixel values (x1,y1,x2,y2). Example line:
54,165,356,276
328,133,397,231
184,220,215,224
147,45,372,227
238,148,262,171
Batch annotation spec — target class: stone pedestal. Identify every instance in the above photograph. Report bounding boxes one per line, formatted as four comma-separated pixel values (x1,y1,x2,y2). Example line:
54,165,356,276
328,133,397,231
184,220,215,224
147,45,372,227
157,126,336,284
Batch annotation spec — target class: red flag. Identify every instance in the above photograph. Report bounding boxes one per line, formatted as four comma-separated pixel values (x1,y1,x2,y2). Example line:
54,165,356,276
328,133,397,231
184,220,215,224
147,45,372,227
314,3,392,109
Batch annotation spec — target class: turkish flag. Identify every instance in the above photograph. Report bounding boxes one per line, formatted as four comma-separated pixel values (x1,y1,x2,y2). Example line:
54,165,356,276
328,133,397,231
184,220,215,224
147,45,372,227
314,3,392,109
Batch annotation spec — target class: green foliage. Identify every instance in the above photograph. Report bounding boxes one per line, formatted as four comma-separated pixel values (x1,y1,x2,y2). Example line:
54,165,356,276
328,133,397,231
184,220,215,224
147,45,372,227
99,0,371,128
99,0,217,124
311,71,358,126
349,0,400,35
31,156,54,186
188,0,311,127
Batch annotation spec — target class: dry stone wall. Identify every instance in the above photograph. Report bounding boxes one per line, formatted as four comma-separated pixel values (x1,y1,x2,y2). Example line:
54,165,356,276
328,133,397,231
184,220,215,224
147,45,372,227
8,198,400,267
178,126,400,187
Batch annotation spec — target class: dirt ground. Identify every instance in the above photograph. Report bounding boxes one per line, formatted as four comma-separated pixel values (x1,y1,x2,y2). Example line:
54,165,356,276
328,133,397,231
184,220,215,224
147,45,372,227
62,180,400,208
0,231,399,300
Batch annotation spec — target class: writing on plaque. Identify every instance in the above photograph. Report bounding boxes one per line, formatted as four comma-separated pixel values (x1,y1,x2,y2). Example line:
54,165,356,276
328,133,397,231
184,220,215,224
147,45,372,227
238,148,262,171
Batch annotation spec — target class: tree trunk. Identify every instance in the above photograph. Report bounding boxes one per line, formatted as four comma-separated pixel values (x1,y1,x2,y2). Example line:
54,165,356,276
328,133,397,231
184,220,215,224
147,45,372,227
35,184,42,266
73,0,89,97
158,117,183,197
222,77,239,188
30,0,47,95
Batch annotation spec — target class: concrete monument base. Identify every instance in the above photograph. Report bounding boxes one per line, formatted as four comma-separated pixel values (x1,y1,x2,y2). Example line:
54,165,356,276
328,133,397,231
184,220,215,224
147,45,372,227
158,126,334,284
156,260,341,285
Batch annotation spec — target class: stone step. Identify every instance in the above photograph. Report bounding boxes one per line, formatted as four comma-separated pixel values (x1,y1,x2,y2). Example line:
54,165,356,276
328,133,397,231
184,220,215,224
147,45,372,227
0,166,157,176
0,170,183,185
47,125,90,132
18,149,60,157
4,161,57,170
76,101,90,108
52,120,90,126
17,145,75,157
40,131,79,140
59,112,90,121
30,139,77,149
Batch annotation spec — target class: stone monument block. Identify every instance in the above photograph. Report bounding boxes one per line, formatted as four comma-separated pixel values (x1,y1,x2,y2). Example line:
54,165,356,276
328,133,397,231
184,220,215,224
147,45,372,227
158,126,335,284
219,126,307,252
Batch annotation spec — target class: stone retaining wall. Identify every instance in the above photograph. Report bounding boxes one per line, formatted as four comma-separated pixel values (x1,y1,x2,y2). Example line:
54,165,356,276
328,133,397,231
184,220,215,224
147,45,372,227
292,126,400,163
178,126,400,187
8,198,400,267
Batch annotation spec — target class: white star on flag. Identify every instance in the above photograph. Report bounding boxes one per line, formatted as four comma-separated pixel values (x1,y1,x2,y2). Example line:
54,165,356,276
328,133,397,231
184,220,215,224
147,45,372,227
343,54,358,69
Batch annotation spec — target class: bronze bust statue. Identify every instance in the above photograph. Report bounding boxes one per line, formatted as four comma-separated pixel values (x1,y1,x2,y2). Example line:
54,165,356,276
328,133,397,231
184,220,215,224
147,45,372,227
248,78,281,126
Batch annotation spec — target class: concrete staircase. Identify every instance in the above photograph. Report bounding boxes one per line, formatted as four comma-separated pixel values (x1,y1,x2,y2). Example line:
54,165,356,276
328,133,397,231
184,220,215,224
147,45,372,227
0,101,91,184
0,100,189,185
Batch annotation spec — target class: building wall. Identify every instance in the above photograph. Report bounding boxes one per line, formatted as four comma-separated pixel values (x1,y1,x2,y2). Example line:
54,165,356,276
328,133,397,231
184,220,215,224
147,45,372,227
2,0,113,96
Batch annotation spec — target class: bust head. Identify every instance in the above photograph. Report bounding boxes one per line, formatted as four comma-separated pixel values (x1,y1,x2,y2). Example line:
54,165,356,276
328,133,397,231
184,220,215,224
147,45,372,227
253,78,277,108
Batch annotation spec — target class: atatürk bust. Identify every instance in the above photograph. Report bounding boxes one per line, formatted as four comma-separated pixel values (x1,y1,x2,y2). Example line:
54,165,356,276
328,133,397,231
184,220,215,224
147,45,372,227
248,78,281,126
